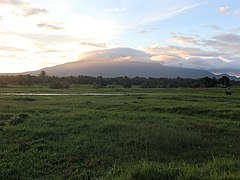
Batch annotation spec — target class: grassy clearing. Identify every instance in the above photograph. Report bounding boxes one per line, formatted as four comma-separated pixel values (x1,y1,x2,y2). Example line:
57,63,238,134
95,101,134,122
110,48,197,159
0,87,240,179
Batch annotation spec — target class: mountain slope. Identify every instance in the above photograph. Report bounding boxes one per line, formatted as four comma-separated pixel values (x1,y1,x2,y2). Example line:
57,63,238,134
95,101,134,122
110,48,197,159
21,48,239,79
26,59,215,78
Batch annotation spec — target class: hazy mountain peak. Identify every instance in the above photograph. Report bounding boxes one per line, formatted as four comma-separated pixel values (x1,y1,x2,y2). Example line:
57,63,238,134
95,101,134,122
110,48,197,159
17,47,237,80
79,47,151,62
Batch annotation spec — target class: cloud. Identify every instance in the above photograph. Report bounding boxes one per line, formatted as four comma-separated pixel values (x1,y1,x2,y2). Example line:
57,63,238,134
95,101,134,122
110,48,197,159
78,46,240,76
37,23,64,30
22,7,48,16
104,8,126,13
213,34,240,44
219,7,240,17
137,3,199,26
202,34,240,55
231,27,240,33
0,0,27,6
146,45,223,59
137,30,147,34
152,56,231,70
80,42,107,48
146,44,240,75
144,31,240,76
80,47,151,62
199,35,240,62
0,0,49,16
169,33,240,57
171,35,199,46
151,55,177,62
207,25,221,30
0,45,27,52
219,6,231,15
234,9,240,16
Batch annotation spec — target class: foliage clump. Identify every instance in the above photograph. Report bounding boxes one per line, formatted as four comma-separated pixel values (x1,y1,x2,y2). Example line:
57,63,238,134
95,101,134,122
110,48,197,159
49,81,70,89
0,74,238,88
9,113,28,125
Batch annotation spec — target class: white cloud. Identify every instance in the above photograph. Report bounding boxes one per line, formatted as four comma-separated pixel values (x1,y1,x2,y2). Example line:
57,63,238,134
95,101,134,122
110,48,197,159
219,6,231,15
219,7,240,17
234,9,240,16
144,31,240,76
22,7,48,16
80,42,107,48
0,0,28,6
0,0,49,17
231,27,240,33
171,35,199,46
37,23,64,30
0,0,124,73
207,25,221,30
0,0,239,76
104,8,126,13
80,47,151,62
136,3,199,26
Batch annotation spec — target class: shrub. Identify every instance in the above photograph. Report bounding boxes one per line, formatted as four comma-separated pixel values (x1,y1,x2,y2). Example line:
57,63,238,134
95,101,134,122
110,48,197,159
49,81,70,89
128,161,179,180
9,113,28,125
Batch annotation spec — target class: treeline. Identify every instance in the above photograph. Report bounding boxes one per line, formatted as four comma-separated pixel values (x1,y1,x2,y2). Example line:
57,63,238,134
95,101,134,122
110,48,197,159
0,72,239,88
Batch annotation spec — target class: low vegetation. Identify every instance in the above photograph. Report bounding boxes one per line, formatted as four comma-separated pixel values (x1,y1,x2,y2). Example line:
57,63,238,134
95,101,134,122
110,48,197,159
0,87,239,179
0,73,239,88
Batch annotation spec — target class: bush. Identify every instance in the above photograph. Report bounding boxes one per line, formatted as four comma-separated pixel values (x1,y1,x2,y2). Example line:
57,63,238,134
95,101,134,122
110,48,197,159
9,113,28,125
49,81,70,89
128,161,179,180
0,81,7,87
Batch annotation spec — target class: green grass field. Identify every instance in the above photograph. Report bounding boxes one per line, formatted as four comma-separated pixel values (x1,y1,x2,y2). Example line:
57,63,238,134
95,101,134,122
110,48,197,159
0,87,240,179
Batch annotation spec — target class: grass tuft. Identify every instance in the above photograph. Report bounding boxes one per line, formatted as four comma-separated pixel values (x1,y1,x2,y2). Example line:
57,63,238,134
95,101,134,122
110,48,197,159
9,113,29,125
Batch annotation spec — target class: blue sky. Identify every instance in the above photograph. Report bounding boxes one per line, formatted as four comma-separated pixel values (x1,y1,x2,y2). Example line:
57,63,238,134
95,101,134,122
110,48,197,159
0,0,240,75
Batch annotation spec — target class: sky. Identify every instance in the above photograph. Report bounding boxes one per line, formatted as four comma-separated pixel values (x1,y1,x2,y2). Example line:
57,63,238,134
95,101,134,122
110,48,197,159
0,0,240,76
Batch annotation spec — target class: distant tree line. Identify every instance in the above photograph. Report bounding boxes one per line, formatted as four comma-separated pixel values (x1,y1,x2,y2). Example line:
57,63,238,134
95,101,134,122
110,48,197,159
0,72,239,88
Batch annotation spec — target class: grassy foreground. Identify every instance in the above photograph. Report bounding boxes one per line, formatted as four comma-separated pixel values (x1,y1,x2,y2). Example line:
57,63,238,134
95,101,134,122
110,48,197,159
0,87,240,179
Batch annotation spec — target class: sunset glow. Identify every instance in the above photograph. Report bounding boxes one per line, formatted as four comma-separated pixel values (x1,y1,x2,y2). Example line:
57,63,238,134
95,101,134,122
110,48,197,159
0,0,240,75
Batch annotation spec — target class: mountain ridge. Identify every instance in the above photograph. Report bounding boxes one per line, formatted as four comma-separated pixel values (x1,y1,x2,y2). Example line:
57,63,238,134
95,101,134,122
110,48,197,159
19,59,239,80
1,48,239,80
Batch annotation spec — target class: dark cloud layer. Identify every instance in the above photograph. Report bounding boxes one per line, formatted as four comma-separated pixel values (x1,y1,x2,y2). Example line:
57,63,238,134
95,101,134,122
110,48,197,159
213,34,240,44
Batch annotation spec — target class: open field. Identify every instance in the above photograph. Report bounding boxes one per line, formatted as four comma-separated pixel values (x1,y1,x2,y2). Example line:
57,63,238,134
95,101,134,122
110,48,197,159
0,87,240,179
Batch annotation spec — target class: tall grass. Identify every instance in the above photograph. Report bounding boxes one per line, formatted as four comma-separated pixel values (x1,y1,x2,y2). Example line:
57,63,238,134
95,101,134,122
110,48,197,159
0,87,239,179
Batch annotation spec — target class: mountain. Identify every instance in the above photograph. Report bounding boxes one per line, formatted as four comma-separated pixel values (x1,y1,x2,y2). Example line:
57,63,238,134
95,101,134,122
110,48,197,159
21,48,238,79
214,74,240,81
26,59,214,78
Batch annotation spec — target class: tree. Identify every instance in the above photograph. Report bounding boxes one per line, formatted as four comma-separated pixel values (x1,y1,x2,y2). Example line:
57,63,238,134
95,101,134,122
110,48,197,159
0,79,7,87
199,77,216,87
39,70,46,77
218,76,230,87
50,81,70,89
122,76,132,88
